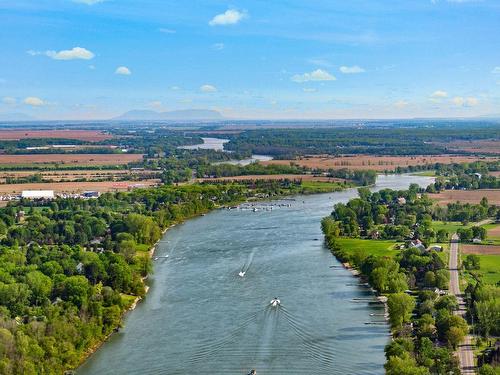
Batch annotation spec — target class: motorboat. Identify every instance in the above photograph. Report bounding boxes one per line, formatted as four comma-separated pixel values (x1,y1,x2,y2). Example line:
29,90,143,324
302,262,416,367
238,271,246,277
270,297,281,307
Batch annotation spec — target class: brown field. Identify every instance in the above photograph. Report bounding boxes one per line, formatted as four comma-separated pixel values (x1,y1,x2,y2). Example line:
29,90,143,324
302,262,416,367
0,179,160,194
196,174,346,183
0,130,112,141
461,245,500,255
0,169,159,182
0,154,144,166
428,189,500,206
437,140,500,155
490,171,500,177
488,224,500,238
262,155,498,171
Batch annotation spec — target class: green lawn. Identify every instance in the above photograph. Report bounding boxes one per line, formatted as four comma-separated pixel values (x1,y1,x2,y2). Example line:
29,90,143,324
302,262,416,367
476,254,500,285
410,170,436,177
431,221,469,233
336,238,400,258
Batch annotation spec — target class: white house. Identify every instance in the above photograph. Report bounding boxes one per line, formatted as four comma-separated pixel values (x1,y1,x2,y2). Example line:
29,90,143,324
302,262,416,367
21,190,54,199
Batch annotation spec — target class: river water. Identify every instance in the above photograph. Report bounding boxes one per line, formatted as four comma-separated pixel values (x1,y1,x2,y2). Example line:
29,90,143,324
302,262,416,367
78,174,433,375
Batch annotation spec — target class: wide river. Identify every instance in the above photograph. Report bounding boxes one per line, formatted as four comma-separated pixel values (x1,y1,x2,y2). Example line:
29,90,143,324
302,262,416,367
78,174,433,375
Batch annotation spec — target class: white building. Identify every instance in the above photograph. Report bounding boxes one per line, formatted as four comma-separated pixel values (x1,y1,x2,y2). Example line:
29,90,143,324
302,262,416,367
21,190,55,199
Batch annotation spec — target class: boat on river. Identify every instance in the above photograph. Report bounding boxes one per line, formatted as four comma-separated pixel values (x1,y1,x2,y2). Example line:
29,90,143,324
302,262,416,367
270,297,281,307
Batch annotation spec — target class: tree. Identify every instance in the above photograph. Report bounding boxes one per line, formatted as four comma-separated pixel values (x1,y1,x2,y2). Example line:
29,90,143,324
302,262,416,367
370,267,389,292
59,275,90,308
424,271,436,287
26,271,52,305
463,254,480,270
446,326,465,349
388,293,415,328
385,352,430,375
436,229,448,243
475,299,500,337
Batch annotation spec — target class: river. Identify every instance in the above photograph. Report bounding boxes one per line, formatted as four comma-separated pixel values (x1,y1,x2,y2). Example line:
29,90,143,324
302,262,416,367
78,174,434,375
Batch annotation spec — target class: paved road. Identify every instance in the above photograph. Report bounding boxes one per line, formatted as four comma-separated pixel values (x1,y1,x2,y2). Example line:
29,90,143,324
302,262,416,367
449,234,476,374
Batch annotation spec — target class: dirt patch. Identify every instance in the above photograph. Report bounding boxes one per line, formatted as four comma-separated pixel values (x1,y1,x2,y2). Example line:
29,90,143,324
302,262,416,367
262,155,498,172
0,154,144,166
487,224,500,238
462,244,500,255
0,179,160,194
428,189,500,206
436,140,500,155
0,130,113,142
0,169,158,182
196,174,345,182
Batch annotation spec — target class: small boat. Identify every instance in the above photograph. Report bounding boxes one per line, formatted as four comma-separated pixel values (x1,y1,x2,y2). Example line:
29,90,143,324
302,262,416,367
238,271,246,277
270,297,281,307
247,370,257,375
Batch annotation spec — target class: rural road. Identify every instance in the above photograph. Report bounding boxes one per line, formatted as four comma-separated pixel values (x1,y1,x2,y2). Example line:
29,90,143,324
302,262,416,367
449,234,476,374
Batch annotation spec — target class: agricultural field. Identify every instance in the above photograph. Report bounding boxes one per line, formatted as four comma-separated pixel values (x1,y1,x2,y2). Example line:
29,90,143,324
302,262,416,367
0,179,160,194
262,155,498,172
462,245,500,255
470,254,500,285
435,139,500,155
0,129,112,141
428,189,500,205
430,221,469,233
0,169,159,183
0,153,144,166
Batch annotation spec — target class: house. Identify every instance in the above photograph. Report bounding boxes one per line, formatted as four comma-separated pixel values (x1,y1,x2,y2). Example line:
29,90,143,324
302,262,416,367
472,238,482,244
474,173,482,179
15,210,25,223
429,245,443,252
82,191,100,199
76,262,84,273
370,230,380,239
397,197,406,205
21,190,54,199
410,239,426,252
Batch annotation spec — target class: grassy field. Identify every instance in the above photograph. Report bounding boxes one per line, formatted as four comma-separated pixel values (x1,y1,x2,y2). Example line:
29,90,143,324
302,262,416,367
336,238,400,258
411,170,437,177
431,221,469,233
475,254,500,285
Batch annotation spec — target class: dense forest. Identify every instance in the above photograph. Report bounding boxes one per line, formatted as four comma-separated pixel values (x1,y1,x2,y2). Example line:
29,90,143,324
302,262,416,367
0,184,254,374
222,124,500,158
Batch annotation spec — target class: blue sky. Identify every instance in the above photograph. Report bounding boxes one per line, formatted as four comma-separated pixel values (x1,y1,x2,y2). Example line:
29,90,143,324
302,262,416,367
0,0,499,120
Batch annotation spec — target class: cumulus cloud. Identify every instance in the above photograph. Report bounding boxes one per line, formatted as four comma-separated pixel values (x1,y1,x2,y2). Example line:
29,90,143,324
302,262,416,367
200,84,217,92
451,96,479,107
291,69,336,83
2,97,16,105
115,66,131,75
431,90,448,98
339,65,365,74
209,9,246,26
28,47,94,60
24,97,44,106
492,67,500,74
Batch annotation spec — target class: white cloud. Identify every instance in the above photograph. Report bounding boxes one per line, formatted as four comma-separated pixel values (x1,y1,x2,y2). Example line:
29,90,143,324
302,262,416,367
115,66,131,75
2,97,16,105
431,90,448,98
72,0,106,4
394,100,409,108
291,69,336,83
45,47,94,60
159,28,176,34
212,43,225,50
24,97,44,106
200,84,217,92
339,65,365,74
451,96,479,107
492,67,500,74
170,86,180,90
303,88,317,92
209,9,246,26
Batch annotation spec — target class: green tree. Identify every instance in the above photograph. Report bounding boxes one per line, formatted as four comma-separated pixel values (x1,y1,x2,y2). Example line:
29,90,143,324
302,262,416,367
388,293,415,328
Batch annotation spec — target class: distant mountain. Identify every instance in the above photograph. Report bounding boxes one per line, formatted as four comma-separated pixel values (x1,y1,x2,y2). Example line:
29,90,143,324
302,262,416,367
113,109,224,121
0,112,37,121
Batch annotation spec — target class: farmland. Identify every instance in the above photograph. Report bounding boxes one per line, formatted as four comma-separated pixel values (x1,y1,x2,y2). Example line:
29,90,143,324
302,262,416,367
0,179,160,194
196,174,346,183
0,129,112,141
461,245,500,255
0,169,158,183
0,153,144,166
428,189,500,205
262,155,498,172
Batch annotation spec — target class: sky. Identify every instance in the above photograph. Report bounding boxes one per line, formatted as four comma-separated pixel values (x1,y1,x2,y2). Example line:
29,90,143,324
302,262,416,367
0,0,499,120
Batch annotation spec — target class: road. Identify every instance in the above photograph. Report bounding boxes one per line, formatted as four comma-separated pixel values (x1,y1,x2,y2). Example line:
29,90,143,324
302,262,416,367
449,234,476,374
